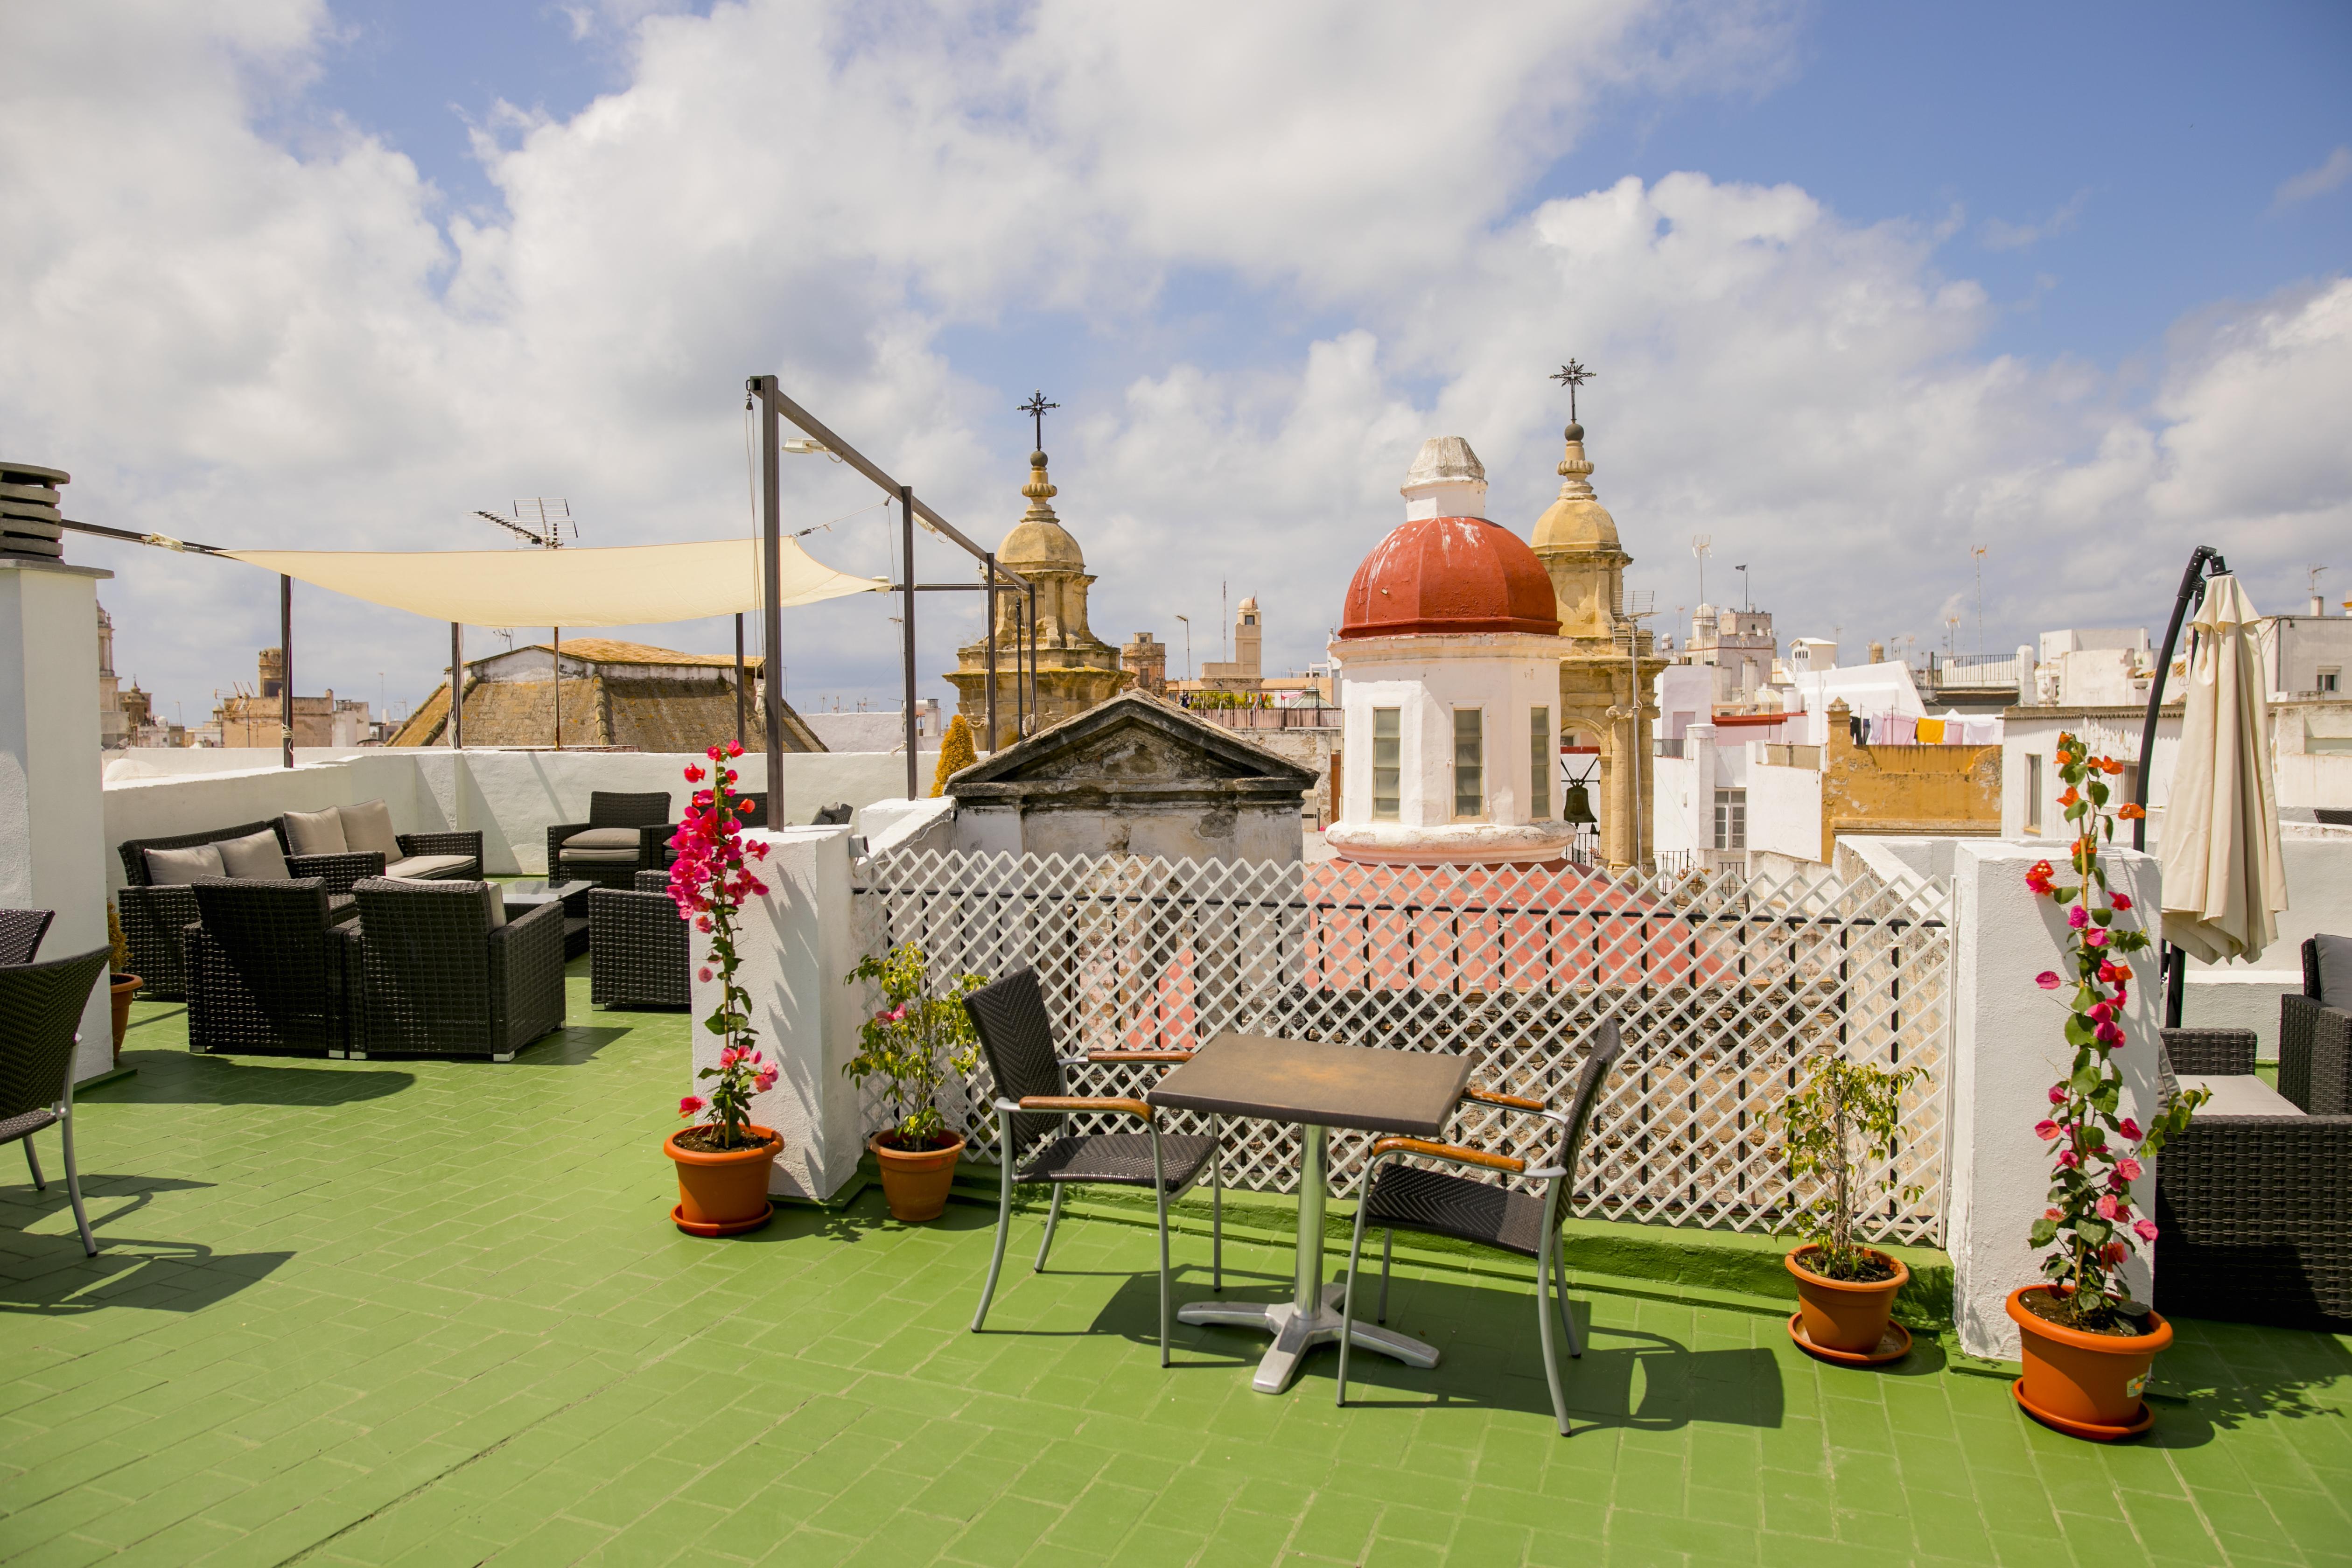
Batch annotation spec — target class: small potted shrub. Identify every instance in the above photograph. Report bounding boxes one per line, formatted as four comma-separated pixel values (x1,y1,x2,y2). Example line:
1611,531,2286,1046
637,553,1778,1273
106,900,140,1063
1779,1054,1925,1361
663,741,782,1236
845,943,986,1221
2010,733,2203,1439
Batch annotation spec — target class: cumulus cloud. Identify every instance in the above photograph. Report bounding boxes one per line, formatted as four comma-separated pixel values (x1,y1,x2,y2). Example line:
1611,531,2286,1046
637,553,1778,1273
0,0,2344,726
2273,146,2352,209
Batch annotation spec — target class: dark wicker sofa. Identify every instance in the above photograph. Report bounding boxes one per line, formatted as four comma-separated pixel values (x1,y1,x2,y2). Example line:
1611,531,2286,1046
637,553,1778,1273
350,878,567,1060
118,820,367,1000
2154,958,2352,1329
184,877,364,1056
589,870,689,1010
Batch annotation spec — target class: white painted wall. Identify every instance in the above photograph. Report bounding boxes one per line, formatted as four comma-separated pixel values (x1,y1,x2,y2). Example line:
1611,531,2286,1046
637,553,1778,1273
687,825,866,1202
1944,839,2163,1360
102,747,942,883
1746,754,1824,864
1,561,116,1081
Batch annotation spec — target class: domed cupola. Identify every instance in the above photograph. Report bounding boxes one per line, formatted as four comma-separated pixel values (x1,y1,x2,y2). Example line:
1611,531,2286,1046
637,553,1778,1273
1339,437,1560,639
1530,420,1629,640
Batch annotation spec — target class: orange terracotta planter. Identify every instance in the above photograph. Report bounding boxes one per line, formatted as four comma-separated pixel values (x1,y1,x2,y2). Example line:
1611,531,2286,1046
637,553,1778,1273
870,1133,965,1222
109,973,140,1063
2008,1286,2170,1440
665,1124,780,1236
1786,1245,1909,1354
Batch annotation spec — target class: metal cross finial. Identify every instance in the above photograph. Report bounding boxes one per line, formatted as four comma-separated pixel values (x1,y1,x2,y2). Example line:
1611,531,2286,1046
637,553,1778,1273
1018,391,1060,452
1551,360,1595,423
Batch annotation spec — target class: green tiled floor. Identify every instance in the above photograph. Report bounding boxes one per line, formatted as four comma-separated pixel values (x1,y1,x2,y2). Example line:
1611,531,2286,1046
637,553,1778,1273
4,964,2349,1566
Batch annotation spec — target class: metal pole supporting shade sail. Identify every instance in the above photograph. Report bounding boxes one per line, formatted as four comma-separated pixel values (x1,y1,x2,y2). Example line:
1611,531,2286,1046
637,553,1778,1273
2159,574,2288,967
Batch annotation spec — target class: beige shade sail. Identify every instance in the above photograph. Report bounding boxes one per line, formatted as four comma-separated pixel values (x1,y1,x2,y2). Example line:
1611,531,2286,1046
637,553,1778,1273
2159,574,2288,965
222,538,884,628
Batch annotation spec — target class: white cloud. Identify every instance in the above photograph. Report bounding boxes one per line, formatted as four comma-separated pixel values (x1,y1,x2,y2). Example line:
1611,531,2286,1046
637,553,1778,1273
0,0,2344,725
1980,188,2089,252
2273,146,2352,208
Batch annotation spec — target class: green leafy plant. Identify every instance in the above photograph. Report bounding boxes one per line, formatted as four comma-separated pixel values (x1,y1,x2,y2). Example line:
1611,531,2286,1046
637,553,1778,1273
844,944,987,1150
2022,732,2204,1330
1780,1055,1925,1281
106,900,132,976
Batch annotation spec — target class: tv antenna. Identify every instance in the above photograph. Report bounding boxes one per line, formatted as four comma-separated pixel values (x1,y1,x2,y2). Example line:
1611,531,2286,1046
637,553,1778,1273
1692,535,1712,606
474,498,575,548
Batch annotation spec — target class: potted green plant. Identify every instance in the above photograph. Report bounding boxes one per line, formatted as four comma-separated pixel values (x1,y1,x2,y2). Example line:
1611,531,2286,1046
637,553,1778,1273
1779,1054,1925,1362
845,943,986,1221
662,741,782,1236
106,900,140,1064
2011,732,2203,1439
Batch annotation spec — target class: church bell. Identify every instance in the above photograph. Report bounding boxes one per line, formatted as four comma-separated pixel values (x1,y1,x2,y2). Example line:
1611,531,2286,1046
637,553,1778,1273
1562,780,1597,826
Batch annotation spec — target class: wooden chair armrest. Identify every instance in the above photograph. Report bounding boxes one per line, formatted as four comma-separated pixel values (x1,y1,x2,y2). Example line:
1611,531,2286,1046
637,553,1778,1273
1017,1095,1153,1122
1088,1050,1194,1063
1370,1136,1525,1174
1463,1085,1547,1113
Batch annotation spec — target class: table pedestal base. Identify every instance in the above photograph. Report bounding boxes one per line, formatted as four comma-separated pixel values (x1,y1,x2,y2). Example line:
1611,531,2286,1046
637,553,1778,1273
1181,1282,1442,1393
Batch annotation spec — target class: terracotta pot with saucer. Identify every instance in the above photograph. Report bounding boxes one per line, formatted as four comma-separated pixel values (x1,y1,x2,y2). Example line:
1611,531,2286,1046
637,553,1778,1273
665,1124,781,1236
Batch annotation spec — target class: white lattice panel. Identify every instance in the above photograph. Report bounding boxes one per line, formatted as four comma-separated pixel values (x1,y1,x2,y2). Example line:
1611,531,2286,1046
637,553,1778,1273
851,849,1953,1246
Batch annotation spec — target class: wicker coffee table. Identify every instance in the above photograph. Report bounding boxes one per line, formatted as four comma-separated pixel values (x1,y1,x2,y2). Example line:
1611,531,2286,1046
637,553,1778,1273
501,879,592,959
1147,1032,1473,1393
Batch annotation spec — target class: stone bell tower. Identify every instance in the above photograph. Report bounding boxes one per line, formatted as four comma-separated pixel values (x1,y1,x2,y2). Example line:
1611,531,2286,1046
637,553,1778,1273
1532,420,1664,871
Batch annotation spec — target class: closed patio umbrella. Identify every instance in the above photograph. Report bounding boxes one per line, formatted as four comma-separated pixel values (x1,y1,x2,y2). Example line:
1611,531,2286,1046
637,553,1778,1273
2159,574,2287,965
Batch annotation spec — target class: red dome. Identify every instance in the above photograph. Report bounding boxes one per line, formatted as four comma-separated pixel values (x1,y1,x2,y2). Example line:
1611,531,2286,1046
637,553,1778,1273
1338,516,1560,639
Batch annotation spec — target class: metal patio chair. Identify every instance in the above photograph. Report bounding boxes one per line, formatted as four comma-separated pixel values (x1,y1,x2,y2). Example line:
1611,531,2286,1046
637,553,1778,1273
1337,1018,1626,1435
0,908,53,966
0,946,113,1256
962,966,1225,1365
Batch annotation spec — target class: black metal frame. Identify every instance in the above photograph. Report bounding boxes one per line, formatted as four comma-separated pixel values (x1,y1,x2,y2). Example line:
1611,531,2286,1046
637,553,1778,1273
2130,545,2230,1029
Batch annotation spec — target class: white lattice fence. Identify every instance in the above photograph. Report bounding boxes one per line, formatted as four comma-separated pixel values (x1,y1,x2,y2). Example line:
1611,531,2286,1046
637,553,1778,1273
850,848,1954,1245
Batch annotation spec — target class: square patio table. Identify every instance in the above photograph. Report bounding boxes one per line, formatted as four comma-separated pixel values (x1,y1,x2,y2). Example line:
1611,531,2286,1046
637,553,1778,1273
1146,1031,1472,1393
500,879,593,959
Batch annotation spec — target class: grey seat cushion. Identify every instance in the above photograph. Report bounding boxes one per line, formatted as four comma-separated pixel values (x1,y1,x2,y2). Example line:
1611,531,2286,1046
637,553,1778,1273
144,843,225,883
2314,933,2352,1011
385,854,476,881
216,829,291,880
2177,1073,2307,1118
338,799,401,861
560,826,644,863
281,807,348,856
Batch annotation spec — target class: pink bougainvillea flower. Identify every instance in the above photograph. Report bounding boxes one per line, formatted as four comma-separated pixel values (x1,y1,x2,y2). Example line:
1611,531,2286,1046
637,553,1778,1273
2084,928,2109,948
2094,1020,2124,1046
754,1069,778,1092
2134,1219,2158,1243
2036,971,2062,990
2090,1001,2114,1023
683,764,706,783
2047,1084,2067,1105
2114,1156,2143,1181
2034,1119,2060,1141
2066,905,2089,930
2095,1193,2121,1221
727,740,744,758
2044,1207,2063,1221
2101,1241,2128,1266
2058,1149,2080,1168
707,744,723,761
679,1095,704,1117
697,966,713,983
2110,892,2132,911
2118,1117,2143,1140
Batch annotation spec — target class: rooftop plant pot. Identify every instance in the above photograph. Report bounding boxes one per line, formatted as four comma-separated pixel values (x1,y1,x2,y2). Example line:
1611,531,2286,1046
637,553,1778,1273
1787,1244,1910,1358
109,973,141,1063
2007,1285,2171,1440
665,1123,779,1236
870,1132,965,1222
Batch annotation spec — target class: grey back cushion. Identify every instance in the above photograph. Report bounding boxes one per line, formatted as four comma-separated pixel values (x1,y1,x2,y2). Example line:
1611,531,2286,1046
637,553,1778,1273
2315,933,2352,1011
217,829,291,880
338,799,401,861
483,882,507,931
144,843,225,884
281,807,347,856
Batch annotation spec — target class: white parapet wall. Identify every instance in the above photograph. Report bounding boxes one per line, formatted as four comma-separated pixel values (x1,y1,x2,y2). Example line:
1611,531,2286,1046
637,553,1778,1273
686,825,867,1202
102,747,941,883
1942,838,2163,1361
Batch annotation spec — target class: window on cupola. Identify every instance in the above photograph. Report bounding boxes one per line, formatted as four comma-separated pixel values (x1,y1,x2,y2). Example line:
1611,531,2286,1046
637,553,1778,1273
1528,708,1551,819
1372,709,1400,820
1454,709,1484,819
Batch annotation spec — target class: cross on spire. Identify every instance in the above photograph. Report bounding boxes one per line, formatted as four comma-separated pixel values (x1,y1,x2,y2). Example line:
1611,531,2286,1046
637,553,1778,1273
1018,390,1061,452
1551,360,1595,423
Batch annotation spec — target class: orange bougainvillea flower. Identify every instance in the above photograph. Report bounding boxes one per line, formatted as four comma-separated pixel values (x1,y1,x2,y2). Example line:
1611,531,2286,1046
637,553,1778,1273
2102,758,2125,775
2058,786,2080,807
2117,803,2146,820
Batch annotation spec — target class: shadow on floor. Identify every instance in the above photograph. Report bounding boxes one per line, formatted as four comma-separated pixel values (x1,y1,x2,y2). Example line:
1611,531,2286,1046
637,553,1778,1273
91,1051,414,1105
0,1177,290,1317
2140,1317,2352,1448
508,1026,633,1067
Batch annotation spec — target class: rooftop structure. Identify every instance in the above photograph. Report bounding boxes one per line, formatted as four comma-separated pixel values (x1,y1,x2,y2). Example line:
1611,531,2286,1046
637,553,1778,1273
389,637,822,752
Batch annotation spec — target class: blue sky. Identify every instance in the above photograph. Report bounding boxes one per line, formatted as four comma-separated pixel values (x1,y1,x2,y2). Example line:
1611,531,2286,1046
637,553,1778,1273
6,0,2348,727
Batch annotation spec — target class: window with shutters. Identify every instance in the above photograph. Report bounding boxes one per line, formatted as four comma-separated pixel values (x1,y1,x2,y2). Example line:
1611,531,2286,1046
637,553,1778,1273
1372,708,1400,821
1454,709,1484,819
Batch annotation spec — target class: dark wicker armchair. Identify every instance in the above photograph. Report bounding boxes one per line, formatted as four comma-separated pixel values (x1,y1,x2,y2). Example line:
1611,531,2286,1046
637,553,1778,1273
350,879,566,1060
118,822,360,1001
184,878,363,1057
2155,969,2352,1330
546,791,673,892
590,871,689,1010
0,907,53,966
0,946,114,1256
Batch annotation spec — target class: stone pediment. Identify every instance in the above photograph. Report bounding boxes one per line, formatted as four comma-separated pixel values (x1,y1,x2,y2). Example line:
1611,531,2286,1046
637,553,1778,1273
947,692,1317,801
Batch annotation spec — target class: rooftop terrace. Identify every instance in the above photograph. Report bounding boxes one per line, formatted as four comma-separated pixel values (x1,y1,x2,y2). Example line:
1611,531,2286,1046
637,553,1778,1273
5,961,2348,1567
